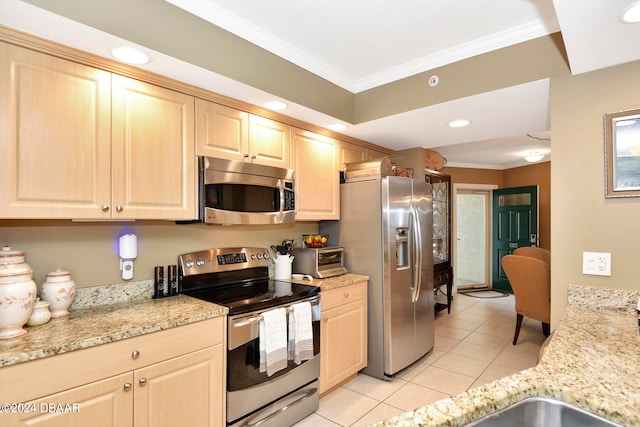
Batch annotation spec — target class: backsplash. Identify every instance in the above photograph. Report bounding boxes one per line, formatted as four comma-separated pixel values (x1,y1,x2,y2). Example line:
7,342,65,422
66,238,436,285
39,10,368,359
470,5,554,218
568,284,640,313
71,280,154,310
1,219,318,289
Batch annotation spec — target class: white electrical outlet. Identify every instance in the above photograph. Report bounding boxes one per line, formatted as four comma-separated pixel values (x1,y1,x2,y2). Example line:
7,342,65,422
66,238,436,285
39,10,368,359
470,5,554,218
582,252,612,276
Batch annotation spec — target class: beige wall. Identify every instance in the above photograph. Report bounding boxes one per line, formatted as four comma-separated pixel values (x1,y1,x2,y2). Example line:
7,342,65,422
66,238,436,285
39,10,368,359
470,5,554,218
504,162,551,251
0,220,318,288
443,163,550,250
550,60,640,326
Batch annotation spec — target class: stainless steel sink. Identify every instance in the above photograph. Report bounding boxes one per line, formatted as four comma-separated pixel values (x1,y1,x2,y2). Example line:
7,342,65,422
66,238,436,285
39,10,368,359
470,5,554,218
464,397,623,427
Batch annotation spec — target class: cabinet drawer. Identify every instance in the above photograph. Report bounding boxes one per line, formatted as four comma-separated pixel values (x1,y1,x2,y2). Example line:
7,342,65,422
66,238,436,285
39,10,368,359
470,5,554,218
434,272,452,286
0,316,224,403
321,282,367,311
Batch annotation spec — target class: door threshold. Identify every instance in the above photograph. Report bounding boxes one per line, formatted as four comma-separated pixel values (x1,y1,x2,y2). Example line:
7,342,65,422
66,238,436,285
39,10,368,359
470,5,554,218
457,285,491,293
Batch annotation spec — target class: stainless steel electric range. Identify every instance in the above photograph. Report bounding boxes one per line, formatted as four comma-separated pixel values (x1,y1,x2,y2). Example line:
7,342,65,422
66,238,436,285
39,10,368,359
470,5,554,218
178,247,321,427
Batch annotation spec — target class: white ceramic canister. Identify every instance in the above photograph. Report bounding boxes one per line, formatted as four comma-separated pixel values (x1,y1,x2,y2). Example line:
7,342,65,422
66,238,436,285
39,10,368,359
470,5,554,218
274,254,294,280
27,297,51,326
0,246,37,339
40,268,76,318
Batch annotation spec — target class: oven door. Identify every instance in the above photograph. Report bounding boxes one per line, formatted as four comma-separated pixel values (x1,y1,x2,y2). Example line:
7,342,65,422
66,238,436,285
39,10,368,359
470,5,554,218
226,296,320,425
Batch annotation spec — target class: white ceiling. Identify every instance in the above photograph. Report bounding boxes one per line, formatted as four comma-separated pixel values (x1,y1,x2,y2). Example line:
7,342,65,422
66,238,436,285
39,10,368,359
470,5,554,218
3,0,640,169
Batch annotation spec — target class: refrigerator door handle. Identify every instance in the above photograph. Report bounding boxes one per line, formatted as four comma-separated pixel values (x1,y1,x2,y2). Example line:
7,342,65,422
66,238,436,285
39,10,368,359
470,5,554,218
409,201,423,303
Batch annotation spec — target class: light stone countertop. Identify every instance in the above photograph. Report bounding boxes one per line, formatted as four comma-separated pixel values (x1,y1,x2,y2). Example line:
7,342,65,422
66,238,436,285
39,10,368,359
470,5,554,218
0,294,227,368
291,273,369,291
371,284,640,427
0,273,367,369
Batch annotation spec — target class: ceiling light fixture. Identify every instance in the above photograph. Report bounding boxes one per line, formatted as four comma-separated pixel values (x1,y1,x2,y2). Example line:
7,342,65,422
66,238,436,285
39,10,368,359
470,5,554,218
448,119,470,128
328,123,347,131
263,101,287,111
621,1,640,23
110,47,149,65
524,152,544,162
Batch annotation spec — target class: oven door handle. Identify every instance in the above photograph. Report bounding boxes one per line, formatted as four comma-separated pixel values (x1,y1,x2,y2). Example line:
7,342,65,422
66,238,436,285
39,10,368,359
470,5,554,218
245,387,317,427
233,315,263,328
232,299,321,328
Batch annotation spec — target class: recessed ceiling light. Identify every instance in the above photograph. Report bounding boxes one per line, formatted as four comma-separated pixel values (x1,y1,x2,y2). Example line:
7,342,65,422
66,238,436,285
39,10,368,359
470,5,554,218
621,1,640,23
263,101,287,111
448,119,470,128
328,123,348,131
524,152,544,162
110,47,149,65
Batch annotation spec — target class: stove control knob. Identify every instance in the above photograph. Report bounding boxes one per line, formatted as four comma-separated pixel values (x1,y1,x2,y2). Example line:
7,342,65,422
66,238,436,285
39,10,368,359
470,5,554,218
185,260,194,268
250,253,257,260
263,252,270,259
196,258,205,266
256,253,263,259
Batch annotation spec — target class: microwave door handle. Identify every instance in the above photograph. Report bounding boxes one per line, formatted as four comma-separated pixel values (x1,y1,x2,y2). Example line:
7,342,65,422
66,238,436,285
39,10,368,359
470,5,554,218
276,179,284,221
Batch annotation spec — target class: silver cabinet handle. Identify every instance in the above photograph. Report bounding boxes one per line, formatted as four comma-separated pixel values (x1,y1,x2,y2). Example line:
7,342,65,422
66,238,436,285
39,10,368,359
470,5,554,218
101,204,109,212
251,154,256,159
116,205,124,212
243,153,250,158
139,378,147,386
124,383,132,391
344,292,349,298
131,350,140,359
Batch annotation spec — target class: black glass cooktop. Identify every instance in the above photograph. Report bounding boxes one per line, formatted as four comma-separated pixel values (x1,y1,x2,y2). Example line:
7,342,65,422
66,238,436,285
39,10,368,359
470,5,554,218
182,279,319,315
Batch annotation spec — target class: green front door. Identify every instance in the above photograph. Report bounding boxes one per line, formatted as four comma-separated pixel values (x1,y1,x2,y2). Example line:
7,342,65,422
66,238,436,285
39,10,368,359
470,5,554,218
491,185,538,293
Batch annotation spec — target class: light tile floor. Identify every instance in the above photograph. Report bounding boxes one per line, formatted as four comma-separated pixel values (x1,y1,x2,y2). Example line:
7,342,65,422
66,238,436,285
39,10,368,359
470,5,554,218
294,291,547,427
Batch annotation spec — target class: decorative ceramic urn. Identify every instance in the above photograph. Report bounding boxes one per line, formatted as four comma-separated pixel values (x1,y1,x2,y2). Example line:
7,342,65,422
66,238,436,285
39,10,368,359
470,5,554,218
27,297,51,327
40,267,76,318
0,246,37,339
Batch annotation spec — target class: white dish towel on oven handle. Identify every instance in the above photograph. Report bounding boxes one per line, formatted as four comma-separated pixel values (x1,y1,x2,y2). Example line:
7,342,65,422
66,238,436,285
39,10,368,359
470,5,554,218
288,301,314,365
259,307,288,376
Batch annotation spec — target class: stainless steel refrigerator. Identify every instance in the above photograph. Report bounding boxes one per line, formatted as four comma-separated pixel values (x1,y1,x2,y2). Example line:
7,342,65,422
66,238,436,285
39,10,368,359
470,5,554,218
321,169,434,380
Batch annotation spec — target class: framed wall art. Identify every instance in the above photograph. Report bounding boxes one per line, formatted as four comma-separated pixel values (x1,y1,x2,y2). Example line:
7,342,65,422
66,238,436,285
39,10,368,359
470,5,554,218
604,107,640,197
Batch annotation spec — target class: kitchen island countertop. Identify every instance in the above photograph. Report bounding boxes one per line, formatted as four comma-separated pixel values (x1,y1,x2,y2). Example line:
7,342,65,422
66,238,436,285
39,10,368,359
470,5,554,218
372,284,640,427
0,294,227,368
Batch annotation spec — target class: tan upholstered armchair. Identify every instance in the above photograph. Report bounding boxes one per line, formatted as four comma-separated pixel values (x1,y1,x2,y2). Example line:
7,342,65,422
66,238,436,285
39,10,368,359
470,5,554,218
501,253,551,345
514,247,551,266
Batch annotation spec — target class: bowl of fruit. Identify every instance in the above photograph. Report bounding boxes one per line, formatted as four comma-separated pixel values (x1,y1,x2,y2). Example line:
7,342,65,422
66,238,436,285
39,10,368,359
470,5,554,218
302,234,329,248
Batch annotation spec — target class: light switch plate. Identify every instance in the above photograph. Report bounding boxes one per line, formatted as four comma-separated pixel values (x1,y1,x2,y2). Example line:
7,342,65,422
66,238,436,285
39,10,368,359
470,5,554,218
582,252,611,276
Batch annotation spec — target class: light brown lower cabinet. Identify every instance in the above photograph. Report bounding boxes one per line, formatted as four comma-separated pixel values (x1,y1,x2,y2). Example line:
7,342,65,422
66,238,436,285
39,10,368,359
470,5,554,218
0,317,225,427
320,281,367,395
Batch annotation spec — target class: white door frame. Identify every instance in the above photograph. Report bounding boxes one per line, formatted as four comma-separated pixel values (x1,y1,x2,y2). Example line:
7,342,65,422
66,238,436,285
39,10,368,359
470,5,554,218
452,183,498,293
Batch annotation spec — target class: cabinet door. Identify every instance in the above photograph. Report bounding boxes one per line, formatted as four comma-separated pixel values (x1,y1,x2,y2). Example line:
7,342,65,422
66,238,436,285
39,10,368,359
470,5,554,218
248,115,290,168
292,128,340,220
367,148,391,160
111,75,196,220
134,346,224,427
2,373,133,427
195,99,249,160
339,141,366,171
320,298,367,394
0,42,112,218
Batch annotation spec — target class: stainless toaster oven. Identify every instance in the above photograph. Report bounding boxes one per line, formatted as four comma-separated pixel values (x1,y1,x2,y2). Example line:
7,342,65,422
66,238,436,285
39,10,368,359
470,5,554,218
291,246,348,278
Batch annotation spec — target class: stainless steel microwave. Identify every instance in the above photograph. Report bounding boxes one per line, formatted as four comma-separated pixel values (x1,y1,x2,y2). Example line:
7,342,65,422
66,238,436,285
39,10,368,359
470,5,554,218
199,157,296,225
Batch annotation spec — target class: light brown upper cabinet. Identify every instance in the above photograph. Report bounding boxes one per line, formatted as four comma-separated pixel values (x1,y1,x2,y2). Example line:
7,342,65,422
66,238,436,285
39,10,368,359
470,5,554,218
196,99,291,168
0,42,196,220
367,147,391,160
111,75,196,220
292,128,340,220
339,141,392,171
339,141,367,171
